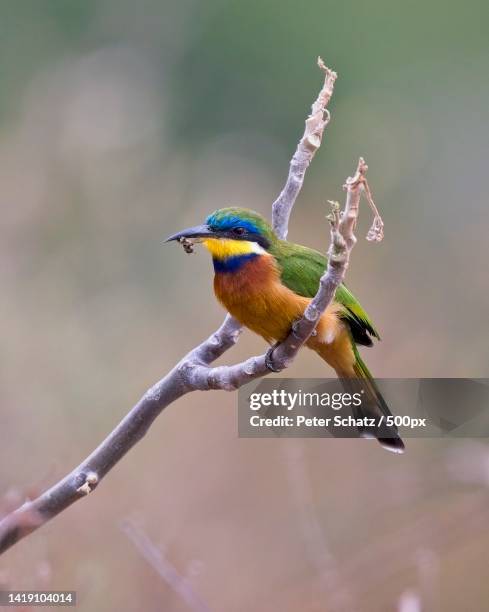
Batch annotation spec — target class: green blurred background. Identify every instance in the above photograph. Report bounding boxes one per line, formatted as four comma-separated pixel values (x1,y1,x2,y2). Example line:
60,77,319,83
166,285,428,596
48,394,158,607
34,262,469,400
1,0,488,610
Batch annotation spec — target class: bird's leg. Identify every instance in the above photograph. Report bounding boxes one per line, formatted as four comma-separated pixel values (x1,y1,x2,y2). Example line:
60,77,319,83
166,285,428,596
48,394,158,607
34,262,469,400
265,319,318,372
265,342,282,373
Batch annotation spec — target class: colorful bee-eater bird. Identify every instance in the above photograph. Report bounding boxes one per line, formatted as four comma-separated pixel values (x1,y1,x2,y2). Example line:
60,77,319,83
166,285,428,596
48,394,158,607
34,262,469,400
167,207,404,453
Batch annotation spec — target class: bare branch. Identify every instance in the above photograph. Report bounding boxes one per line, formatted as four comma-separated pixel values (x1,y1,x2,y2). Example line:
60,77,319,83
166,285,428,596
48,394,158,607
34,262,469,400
0,62,381,556
272,57,337,239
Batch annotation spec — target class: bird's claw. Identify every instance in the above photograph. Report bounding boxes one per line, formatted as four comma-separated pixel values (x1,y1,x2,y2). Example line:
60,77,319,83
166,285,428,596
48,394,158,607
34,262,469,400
291,320,301,338
265,344,282,373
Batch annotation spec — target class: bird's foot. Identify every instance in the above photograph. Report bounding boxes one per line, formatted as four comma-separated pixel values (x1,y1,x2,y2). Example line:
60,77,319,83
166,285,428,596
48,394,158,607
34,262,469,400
265,343,282,373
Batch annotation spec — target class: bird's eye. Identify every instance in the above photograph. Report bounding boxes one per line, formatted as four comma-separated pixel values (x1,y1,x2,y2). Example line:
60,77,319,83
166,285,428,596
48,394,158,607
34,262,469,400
232,227,246,236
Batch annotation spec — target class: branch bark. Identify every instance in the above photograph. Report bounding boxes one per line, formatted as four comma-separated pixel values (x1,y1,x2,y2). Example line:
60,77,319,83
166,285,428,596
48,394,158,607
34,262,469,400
0,59,380,556
272,57,337,240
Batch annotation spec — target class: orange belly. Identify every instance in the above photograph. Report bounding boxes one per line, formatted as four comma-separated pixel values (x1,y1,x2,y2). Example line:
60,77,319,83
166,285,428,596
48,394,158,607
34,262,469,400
213,254,355,375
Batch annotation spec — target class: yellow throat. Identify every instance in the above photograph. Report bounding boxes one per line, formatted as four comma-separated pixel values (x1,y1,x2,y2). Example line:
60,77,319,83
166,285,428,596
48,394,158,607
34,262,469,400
202,238,265,260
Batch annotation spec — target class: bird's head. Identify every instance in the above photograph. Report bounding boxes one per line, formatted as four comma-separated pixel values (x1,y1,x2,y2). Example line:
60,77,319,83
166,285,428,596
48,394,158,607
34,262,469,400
165,207,277,260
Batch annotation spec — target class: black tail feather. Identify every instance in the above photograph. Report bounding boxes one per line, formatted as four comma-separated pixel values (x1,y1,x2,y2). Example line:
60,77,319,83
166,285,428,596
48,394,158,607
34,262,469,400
342,348,405,454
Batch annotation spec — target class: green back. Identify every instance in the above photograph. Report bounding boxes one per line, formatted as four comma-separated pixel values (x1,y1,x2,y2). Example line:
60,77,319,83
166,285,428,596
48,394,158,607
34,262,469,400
270,240,380,344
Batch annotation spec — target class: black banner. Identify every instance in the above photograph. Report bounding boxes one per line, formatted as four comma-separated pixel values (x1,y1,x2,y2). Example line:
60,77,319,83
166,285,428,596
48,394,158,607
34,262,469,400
238,379,489,438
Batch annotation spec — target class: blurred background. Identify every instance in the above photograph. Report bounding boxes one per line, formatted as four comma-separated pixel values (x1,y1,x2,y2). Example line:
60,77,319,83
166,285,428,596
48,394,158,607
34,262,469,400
1,0,488,610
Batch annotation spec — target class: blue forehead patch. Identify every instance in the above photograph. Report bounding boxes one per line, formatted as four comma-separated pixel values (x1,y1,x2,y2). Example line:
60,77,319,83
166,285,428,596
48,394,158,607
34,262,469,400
206,213,260,235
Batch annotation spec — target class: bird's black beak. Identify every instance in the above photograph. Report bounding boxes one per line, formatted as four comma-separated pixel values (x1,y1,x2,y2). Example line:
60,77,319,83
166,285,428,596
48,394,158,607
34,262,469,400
164,224,215,243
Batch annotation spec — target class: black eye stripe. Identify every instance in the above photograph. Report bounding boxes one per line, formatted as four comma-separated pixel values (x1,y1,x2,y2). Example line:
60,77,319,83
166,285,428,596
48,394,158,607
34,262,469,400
210,226,270,250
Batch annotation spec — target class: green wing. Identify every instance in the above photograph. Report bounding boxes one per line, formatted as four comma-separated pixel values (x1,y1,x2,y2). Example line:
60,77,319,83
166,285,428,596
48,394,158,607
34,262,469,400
271,240,380,345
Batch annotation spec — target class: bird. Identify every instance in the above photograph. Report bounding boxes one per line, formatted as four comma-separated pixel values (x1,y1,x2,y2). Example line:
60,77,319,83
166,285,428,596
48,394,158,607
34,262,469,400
166,207,404,453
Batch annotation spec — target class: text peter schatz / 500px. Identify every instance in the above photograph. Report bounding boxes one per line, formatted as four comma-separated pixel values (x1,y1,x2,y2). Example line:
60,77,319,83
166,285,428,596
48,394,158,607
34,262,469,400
248,389,425,429
249,411,426,430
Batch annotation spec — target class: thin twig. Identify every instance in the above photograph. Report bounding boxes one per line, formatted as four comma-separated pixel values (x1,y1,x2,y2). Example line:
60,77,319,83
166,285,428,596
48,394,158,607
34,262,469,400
272,56,337,239
121,520,211,612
